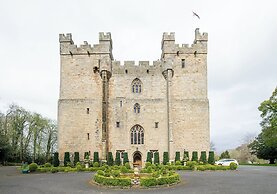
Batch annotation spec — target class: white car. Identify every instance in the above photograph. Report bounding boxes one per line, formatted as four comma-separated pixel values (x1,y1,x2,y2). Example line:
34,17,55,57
215,159,239,166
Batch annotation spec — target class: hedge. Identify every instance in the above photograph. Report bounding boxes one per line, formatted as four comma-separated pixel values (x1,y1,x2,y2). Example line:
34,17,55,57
94,174,131,187
140,174,180,187
29,163,38,172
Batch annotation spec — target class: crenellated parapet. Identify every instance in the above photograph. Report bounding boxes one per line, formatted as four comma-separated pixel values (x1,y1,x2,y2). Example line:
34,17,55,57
112,60,163,75
59,32,113,60
161,28,208,58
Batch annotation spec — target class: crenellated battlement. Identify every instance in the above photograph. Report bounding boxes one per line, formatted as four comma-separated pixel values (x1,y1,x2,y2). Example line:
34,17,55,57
162,28,208,57
112,60,163,75
59,33,74,44
59,32,113,59
162,32,175,41
99,32,112,41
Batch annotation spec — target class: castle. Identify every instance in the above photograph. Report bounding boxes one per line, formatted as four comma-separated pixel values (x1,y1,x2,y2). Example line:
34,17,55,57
58,28,210,166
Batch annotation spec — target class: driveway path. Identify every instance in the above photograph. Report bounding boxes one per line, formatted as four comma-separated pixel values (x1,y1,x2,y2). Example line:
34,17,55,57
0,165,276,194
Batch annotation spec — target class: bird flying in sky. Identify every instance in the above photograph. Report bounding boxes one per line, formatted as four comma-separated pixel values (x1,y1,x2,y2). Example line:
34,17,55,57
192,11,200,19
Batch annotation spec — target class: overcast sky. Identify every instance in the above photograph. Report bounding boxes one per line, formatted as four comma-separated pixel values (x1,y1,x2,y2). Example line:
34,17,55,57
0,0,276,153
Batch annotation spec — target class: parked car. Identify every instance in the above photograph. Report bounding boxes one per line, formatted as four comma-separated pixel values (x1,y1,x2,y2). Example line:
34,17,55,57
215,159,239,166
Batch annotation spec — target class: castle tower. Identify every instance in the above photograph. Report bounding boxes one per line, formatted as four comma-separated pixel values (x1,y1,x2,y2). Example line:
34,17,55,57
58,29,209,165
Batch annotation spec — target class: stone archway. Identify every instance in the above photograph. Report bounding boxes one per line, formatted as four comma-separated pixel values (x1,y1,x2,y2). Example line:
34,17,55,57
133,151,142,167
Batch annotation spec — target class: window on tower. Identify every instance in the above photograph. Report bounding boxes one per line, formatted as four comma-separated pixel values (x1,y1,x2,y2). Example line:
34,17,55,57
130,125,144,145
131,78,142,93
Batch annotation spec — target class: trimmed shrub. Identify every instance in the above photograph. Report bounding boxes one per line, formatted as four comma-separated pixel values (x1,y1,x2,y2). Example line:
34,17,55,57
94,174,131,187
107,152,114,166
64,152,70,167
84,152,89,159
163,152,169,165
115,152,121,166
145,162,151,168
140,177,157,187
44,162,51,167
111,170,120,177
175,161,181,165
230,162,238,170
154,152,160,164
192,151,198,162
175,151,180,162
156,173,180,185
29,163,38,172
51,167,58,173
208,151,215,164
124,162,131,169
93,162,100,167
76,164,82,171
73,152,79,166
123,152,129,165
186,161,197,169
93,152,99,163
146,152,152,163
200,151,207,164
53,152,60,167
120,166,128,173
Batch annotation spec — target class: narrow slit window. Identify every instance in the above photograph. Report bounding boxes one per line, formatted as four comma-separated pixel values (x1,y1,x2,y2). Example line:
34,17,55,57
120,100,122,107
116,122,120,128
155,122,159,128
87,108,90,114
181,59,185,68
87,133,90,140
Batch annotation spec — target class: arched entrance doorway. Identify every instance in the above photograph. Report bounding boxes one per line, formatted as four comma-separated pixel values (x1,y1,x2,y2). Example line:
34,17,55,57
133,151,142,167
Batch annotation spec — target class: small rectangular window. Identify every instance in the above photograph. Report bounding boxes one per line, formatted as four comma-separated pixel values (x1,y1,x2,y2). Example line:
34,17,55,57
86,108,90,114
87,133,90,140
120,101,122,107
116,122,120,128
155,122,159,128
181,59,185,68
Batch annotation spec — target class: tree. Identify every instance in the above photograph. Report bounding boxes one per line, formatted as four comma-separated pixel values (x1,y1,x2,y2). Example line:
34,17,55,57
200,151,207,163
175,151,180,162
73,152,79,166
258,87,277,148
107,152,114,166
93,152,99,163
249,87,277,164
115,152,121,165
154,152,160,164
123,152,129,165
220,150,230,159
183,151,189,162
163,152,169,165
208,151,215,164
192,151,198,162
146,152,152,163
249,134,276,164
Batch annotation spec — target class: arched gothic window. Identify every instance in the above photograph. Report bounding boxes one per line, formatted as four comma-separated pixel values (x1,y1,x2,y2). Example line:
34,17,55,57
132,78,142,93
130,125,144,145
134,103,140,113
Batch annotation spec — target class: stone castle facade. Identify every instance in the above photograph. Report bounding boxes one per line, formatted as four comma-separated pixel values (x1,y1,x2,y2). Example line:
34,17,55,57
58,28,210,165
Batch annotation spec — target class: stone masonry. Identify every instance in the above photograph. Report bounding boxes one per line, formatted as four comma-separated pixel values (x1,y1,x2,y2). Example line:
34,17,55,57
58,28,210,165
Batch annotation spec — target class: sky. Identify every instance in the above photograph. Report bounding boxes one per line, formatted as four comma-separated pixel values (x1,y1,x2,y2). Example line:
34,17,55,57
0,0,276,153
